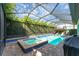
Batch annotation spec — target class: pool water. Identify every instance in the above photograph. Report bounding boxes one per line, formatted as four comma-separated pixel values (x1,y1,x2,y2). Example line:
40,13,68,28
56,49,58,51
24,39,36,45
24,38,42,45
24,34,65,46
48,37,64,46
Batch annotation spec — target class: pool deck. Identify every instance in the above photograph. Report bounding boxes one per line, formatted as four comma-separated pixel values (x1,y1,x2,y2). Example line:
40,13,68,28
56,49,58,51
2,41,64,56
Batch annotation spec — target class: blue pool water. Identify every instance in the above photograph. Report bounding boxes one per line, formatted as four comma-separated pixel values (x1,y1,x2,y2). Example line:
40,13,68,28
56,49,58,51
24,38,37,45
24,38,42,45
24,34,65,46
48,37,64,46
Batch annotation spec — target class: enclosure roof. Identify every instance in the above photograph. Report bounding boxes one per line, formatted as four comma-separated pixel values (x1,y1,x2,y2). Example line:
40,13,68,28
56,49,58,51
9,3,73,25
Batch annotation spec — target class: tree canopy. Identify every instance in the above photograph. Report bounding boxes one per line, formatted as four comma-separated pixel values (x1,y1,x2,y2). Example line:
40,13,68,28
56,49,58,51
4,3,56,28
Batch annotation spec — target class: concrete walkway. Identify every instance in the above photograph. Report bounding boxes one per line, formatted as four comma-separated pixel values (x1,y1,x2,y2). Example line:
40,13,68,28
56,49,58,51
2,41,64,56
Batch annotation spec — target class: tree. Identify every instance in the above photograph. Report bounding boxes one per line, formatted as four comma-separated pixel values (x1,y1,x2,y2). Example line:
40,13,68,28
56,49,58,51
3,3,16,13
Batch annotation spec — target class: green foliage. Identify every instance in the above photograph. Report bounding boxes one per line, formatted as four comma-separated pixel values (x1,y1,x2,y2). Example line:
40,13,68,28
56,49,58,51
6,20,27,37
4,4,57,37
3,3,19,22
4,3,55,27
3,3,16,13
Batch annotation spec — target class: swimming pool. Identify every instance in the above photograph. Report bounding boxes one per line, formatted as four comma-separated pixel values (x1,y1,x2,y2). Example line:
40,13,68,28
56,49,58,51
48,37,64,46
24,38,45,45
24,38,37,45
24,34,65,46
17,34,65,53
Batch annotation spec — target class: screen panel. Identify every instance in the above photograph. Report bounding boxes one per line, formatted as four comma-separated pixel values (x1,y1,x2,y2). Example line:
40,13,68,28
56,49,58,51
0,4,5,56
